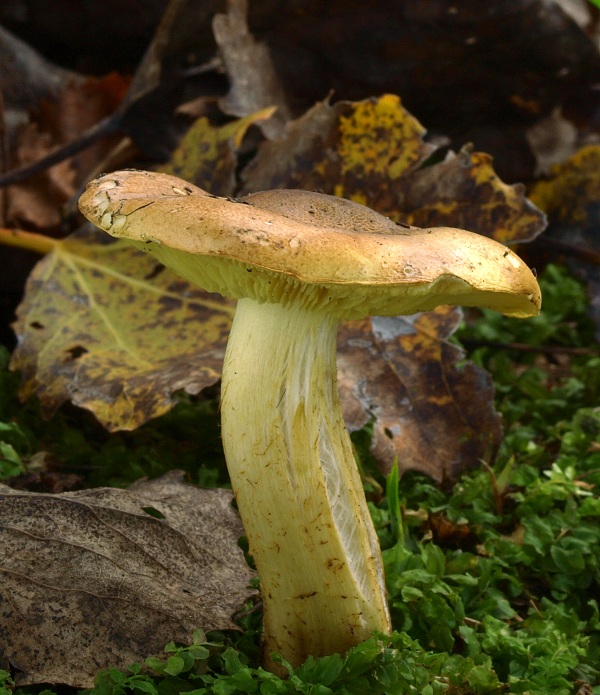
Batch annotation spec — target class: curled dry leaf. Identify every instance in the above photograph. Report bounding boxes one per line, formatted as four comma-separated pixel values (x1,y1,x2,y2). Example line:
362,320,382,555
6,123,76,230
338,307,503,482
397,146,547,243
3,68,129,229
0,470,255,688
10,229,234,431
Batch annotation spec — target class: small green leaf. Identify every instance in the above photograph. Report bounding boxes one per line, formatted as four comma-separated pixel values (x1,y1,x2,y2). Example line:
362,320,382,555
0,441,26,479
163,656,185,677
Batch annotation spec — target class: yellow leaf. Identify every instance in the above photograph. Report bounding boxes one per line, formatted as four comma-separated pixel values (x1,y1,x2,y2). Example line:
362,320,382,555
159,107,277,195
332,94,430,188
243,95,435,207
528,144,600,226
11,231,234,431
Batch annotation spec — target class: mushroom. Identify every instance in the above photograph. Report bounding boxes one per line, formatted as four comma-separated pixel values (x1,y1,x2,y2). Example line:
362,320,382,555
79,170,541,672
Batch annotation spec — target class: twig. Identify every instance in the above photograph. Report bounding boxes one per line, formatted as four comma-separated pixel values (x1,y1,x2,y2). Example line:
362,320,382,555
537,237,600,266
0,113,122,188
0,227,59,254
460,338,597,356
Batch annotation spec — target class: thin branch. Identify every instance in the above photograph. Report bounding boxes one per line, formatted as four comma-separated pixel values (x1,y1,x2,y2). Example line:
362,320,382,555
460,338,597,356
0,227,59,255
0,113,122,188
538,236,600,266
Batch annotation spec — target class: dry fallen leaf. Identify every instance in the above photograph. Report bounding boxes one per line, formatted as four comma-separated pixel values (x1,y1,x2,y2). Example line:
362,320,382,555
397,146,546,243
38,73,131,181
10,229,234,431
338,307,502,482
0,470,255,688
6,123,76,230
3,66,129,230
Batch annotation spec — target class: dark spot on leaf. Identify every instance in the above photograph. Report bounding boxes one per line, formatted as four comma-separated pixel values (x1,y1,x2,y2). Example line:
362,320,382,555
144,264,165,281
66,346,88,360
159,295,183,311
30,321,44,330
141,506,166,519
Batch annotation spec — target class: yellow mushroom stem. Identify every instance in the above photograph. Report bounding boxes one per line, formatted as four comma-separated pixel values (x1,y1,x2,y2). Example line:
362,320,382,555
221,297,391,672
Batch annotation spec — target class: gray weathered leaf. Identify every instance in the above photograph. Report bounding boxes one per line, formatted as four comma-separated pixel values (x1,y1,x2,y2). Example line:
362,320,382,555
0,471,255,687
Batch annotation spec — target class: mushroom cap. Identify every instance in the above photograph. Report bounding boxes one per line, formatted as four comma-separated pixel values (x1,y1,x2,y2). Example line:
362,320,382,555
79,169,541,319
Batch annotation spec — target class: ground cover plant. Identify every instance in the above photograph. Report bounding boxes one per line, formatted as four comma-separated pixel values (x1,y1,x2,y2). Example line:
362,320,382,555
1,263,599,693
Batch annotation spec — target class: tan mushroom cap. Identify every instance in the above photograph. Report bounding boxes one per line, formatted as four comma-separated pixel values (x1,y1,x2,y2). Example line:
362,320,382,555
79,169,541,319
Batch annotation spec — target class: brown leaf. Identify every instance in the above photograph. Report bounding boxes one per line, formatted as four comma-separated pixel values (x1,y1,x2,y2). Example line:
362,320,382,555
337,307,503,483
4,70,128,230
6,123,76,230
0,470,254,688
38,74,130,182
10,230,234,430
213,0,290,138
397,146,547,243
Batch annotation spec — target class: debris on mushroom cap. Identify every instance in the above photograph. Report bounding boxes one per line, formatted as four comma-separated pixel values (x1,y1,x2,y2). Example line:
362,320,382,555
79,169,541,320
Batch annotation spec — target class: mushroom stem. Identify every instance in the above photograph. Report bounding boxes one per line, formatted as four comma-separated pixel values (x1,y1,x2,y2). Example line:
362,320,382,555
221,297,391,672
